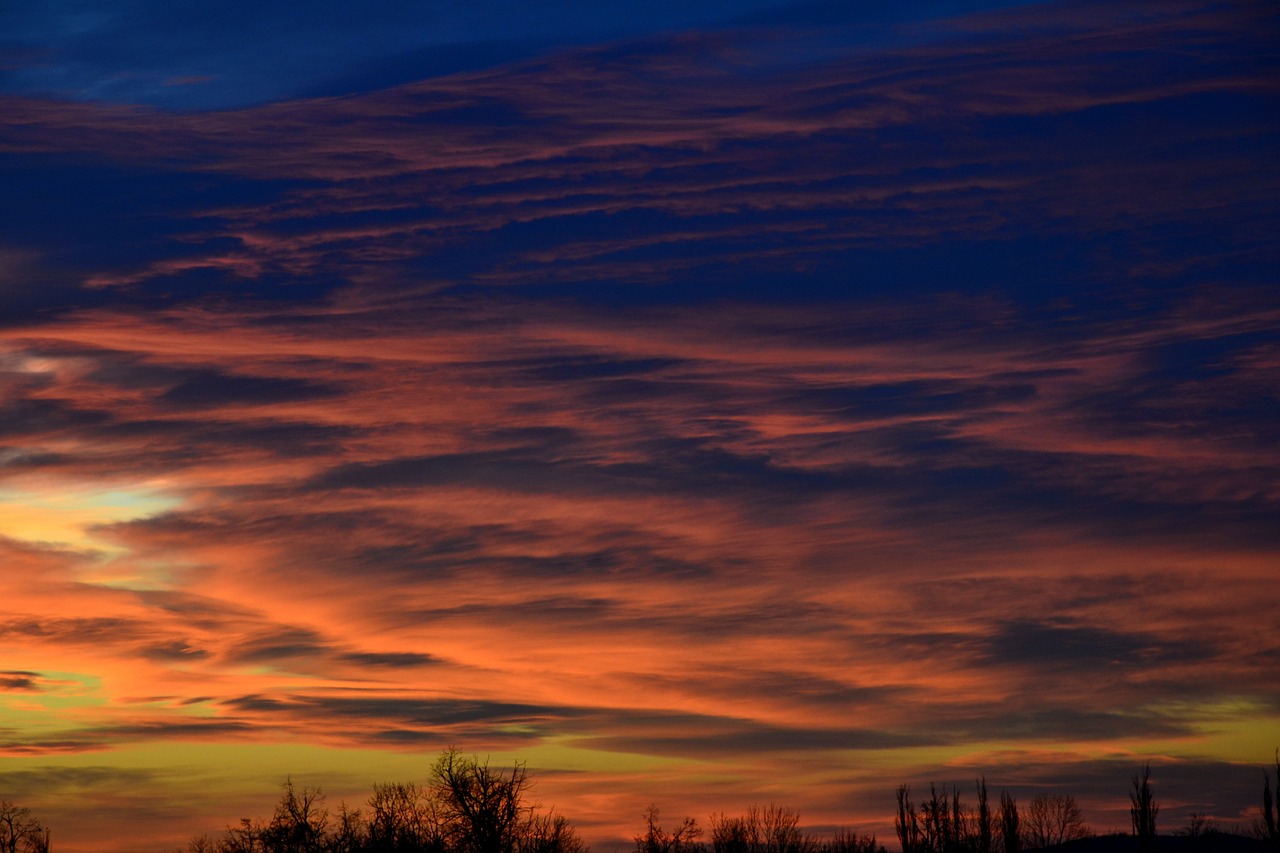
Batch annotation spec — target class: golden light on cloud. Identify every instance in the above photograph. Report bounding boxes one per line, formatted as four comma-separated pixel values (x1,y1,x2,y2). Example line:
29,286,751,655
0,484,179,554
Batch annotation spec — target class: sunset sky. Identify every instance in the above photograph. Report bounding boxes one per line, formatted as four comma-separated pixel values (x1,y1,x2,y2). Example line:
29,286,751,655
1,1,1278,850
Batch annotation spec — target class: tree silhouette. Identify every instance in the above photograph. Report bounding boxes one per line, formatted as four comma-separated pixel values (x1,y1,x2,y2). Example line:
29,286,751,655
366,781,445,853
997,792,1019,853
0,803,49,853
1266,773,1276,842
919,785,942,852
895,786,919,853
891,781,1000,853
819,830,883,853
1129,764,1158,845
1258,748,1280,847
330,803,367,853
1021,794,1087,849
635,806,703,853
710,812,750,853
519,812,585,853
430,749,534,853
709,805,816,853
756,805,812,853
215,816,267,852
180,750,583,853
265,779,330,853
975,779,991,853
1178,812,1216,838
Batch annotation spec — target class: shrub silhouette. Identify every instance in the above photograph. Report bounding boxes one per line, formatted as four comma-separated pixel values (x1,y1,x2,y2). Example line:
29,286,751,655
818,829,883,853
707,804,880,853
1178,812,1216,838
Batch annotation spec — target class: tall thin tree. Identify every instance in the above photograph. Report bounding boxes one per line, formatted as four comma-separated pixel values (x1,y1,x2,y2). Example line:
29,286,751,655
1263,749,1279,846
895,786,919,853
1130,764,1158,844
975,778,991,853
998,792,1019,853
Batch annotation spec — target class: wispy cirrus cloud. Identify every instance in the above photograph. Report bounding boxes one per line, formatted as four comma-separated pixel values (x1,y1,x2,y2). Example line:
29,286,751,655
1,1,1278,851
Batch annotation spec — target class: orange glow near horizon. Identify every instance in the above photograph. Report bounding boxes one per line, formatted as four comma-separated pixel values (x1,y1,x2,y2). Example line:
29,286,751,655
3,289,1277,849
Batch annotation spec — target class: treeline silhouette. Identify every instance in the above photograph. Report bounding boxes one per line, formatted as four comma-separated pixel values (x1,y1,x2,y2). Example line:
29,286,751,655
3,749,1280,852
182,749,584,853
170,748,888,853
895,780,1094,852
891,754,1280,853
637,803,883,853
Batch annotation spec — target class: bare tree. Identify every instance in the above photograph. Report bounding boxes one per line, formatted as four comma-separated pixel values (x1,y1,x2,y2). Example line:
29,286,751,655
179,749,585,853
710,813,751,853
895,786,919,853
919,785,951,853
819,830,883,853
975,779,991,853
1266,771,1277,843
519,812,585,853
998,792,1018,853
263,779,330,853
636,806,703,853
368,781,445,853
181,834,219,853
1129,764,1158,843
1021,794,1088,849
709,805,812,853
330,803,367,853
0,804,49,853
1255,748,1280,847
1178,813,1216,838
431,749,533,853
218,817,267,853
894,782,985,853
757,805,813,853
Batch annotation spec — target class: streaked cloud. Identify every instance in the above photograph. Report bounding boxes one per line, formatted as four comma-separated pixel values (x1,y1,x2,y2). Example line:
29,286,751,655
1,1,1277,851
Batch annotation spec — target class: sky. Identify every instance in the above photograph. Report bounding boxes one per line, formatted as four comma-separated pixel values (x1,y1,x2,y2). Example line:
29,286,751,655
1,0,1278,850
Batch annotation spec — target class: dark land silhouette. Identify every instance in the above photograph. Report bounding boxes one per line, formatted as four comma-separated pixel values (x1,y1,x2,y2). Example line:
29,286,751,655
3,750,1279,853
1041,836,1268,852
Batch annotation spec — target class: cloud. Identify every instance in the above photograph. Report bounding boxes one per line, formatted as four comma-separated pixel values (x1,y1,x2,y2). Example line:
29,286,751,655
0,671,42,692
1,0,1274,323
0,616,146,644
0,720,258,756
573,725,931,759
0,0,825,109
0,1,1276,849
338,651,441,668
0,765,162,796
223,627,334,665
982,620,1214,670
158,370,342,408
